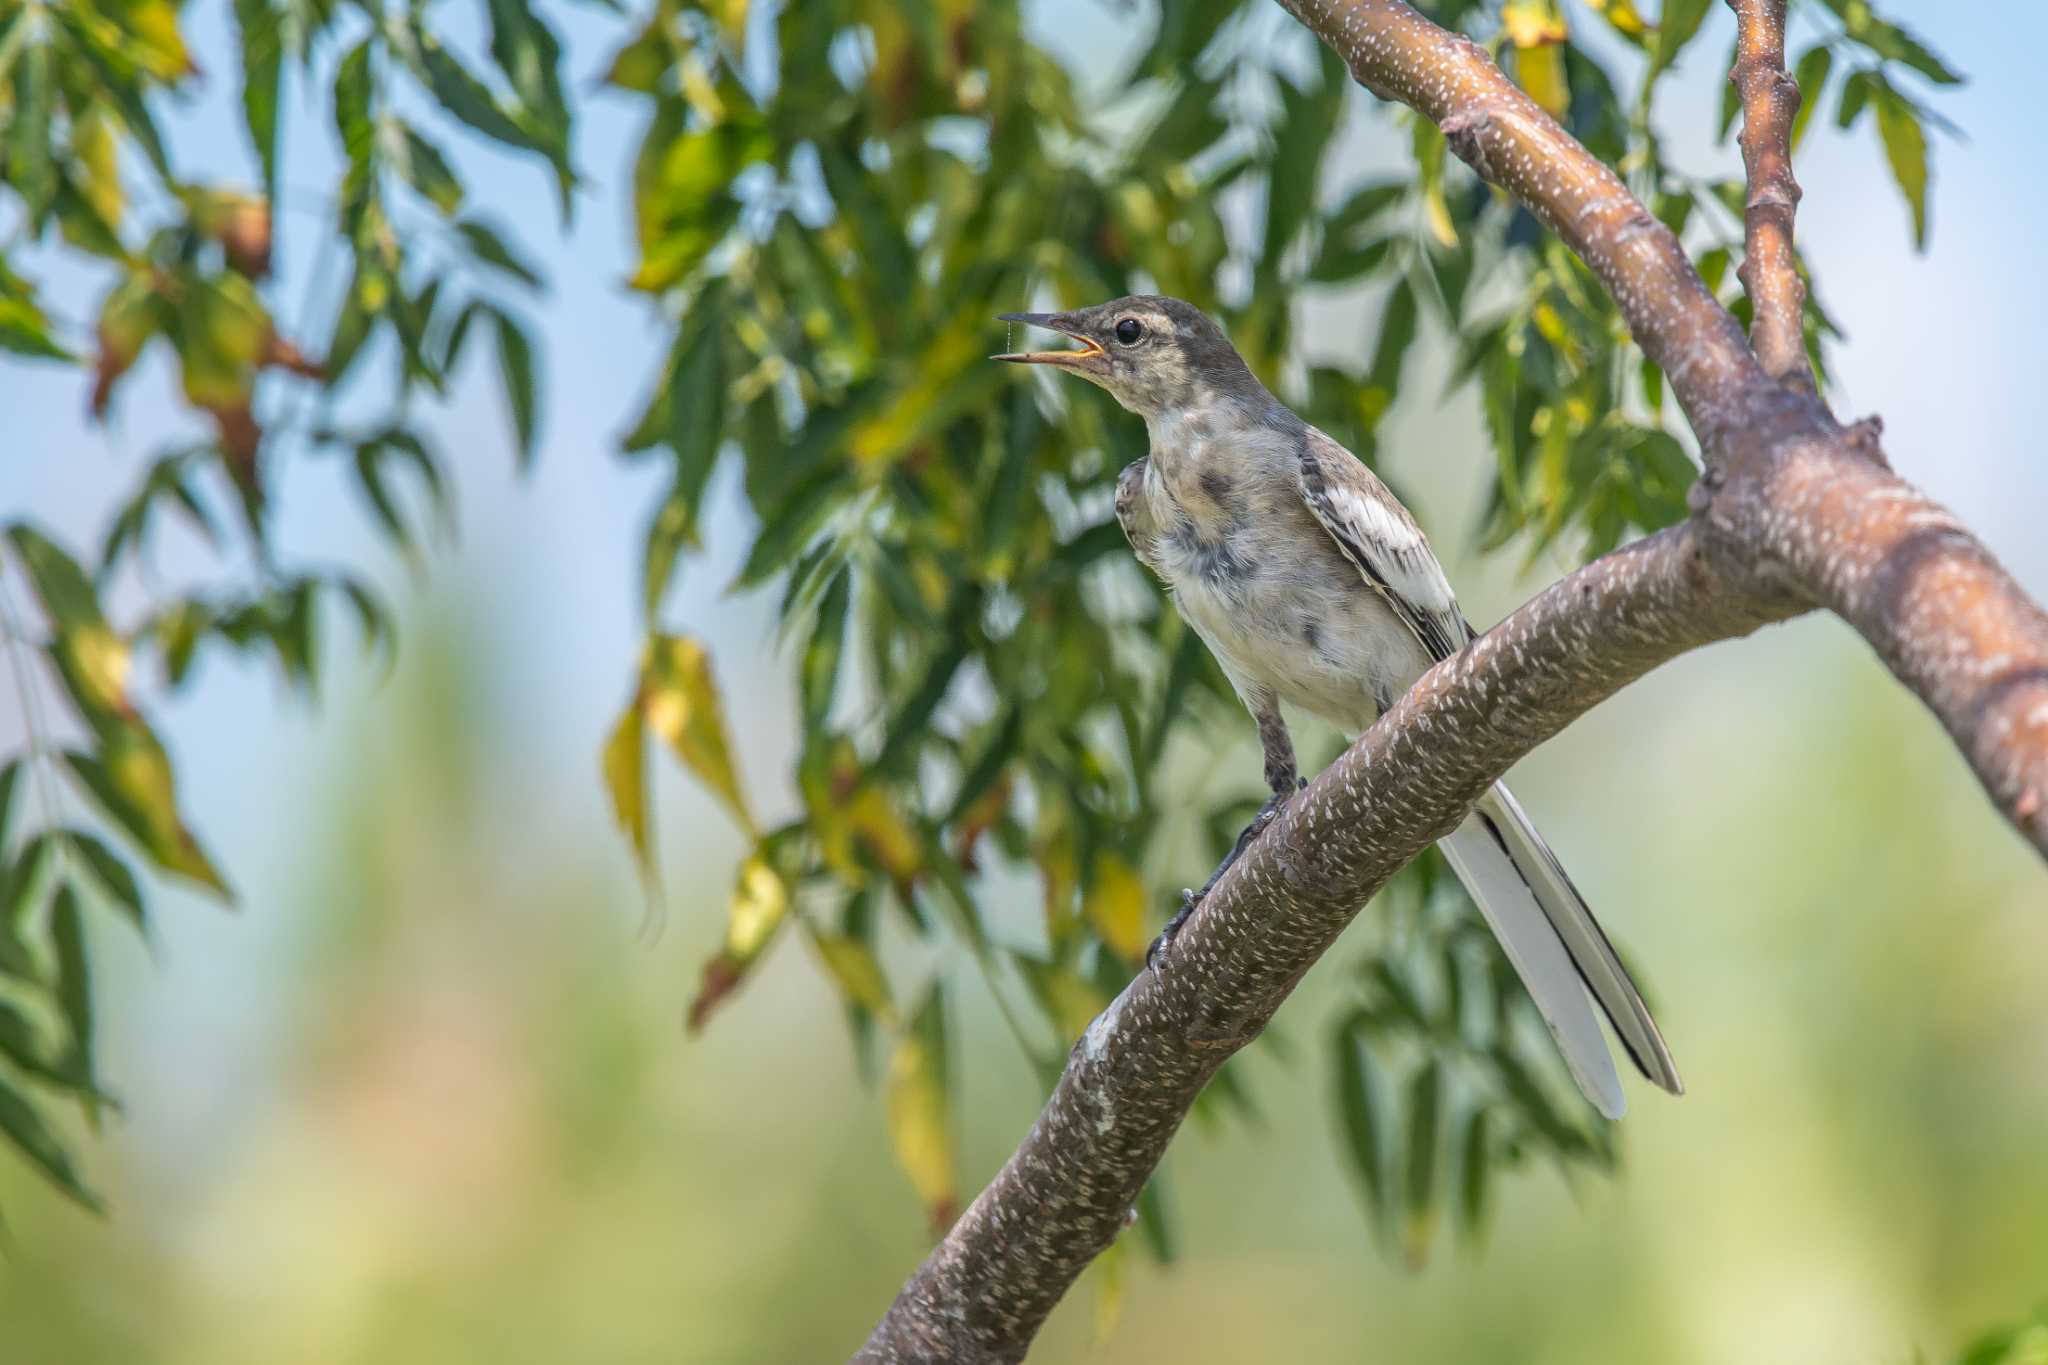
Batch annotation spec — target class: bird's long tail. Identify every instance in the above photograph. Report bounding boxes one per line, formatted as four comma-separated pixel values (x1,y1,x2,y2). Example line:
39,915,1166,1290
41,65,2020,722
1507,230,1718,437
1436,783,1683,1120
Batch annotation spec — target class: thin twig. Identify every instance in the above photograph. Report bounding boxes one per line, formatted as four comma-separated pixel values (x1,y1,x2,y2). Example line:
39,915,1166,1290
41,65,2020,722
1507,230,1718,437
1727,0,1816,391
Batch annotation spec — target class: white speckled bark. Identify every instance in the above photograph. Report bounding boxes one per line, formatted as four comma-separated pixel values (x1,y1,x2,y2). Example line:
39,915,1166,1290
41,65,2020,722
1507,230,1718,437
855,6,2048,1359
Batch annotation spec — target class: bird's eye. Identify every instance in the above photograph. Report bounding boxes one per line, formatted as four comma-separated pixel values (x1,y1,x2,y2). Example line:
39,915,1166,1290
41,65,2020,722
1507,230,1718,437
1115,318,1144,345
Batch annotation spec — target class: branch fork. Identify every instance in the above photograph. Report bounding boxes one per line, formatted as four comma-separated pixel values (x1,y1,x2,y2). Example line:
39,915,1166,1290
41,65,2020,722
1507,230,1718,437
857,5,2048,1358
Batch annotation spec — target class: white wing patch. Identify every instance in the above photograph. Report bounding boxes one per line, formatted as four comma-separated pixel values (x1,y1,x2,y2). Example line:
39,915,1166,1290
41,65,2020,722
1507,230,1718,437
1297,427,1469,662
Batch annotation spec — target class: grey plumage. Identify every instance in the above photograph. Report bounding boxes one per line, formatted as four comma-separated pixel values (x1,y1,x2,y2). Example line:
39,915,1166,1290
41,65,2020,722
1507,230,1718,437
998,295,1682,1118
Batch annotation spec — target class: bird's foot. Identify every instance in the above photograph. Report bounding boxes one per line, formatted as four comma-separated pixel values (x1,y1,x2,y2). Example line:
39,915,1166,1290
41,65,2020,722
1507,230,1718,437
1146,888,1202,971
1146,787,1298,972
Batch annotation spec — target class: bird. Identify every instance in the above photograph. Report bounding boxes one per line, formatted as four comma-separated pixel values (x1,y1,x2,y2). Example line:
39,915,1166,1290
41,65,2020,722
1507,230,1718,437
993,295,1681,1119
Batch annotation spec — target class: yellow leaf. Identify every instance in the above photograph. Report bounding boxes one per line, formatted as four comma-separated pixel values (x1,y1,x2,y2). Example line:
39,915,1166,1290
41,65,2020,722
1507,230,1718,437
643,634,756,837
1412,122,1460,250
74,110,125,230
886,994,955,1230
1501,0,1568,48
725,853,789,958
1084,852,1147,961
846,786,923,884
687,852,791,1032
1514,41,1571,118
810,929,896,1023
601,698,653,881
1585,0,1651,38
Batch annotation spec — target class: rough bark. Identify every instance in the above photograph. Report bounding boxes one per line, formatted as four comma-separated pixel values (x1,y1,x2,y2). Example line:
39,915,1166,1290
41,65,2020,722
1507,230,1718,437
856,528,1787,1363
857,4,2048,1358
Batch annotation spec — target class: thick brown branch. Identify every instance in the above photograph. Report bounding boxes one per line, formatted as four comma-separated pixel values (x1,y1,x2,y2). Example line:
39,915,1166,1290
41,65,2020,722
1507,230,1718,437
1268,0,2048,854
855,6,2048,1359
855,527,1787,1364
1728,0,1816,390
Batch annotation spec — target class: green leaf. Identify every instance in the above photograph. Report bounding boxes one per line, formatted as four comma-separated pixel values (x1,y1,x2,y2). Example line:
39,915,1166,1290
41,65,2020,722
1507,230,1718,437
6,34,56,230
1836,69,1875,129
1334,1018,1389,1231
1650,0,1711,78
1790,45,1832,151
0,1076,101,1212
62,731,229,897
394,123,465,216
234,0,285,203
456,218,542,286
1873,82,1931,249
1456,1106,1491,1239
1401,1057,1443,1264
51,885,95,1096
63,830,146,935
0,759,22,851
490,309,539,470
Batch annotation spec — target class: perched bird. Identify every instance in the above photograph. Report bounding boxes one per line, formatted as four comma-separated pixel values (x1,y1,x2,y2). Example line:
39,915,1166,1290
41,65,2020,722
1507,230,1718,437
994,295,1681,1119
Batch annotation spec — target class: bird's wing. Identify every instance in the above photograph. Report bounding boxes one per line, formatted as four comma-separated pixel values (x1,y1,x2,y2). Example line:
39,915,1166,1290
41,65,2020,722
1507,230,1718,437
1295,425,1470,661
1114,456,1166,577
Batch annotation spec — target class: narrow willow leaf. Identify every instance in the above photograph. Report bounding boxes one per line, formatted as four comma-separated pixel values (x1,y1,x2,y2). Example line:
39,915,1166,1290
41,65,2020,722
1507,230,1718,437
600,694,652,883
1650,0,1711,77
1836,69,1875,129
809,927,896,1023
7,36,55,229
490,309,540,470
1402,1057,1443,1265
456,219,542,287
642,634,754,836
234,0,284,202
51,885,95,1098
62,733,229,898
0,759,21,850
1790,45,1833,151
1456,1106,1492,1239
396,124,465,215
0,1079,101,1212
687,851,790,1030
1873,83,1931,249
886,987,956,1230
1334,1018,1390,1232
56,830,145,936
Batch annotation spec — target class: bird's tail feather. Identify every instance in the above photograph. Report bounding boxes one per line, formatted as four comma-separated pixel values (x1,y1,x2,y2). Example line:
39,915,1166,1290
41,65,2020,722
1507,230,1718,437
1437,783,1683,1120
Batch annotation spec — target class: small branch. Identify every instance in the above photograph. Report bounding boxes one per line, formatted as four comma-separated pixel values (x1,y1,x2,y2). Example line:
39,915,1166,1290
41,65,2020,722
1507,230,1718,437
1728,0,1816,391
855,527,1790,1363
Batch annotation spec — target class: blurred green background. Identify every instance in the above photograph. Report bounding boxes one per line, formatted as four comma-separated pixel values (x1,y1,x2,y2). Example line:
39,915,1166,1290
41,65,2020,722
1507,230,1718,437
5,1,2048,1361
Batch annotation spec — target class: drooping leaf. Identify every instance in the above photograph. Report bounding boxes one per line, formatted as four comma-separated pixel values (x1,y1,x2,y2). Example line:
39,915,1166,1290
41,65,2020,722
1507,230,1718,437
885,986,956,1230
642,634,754,837
1873,81,1931,249
601,694,652,884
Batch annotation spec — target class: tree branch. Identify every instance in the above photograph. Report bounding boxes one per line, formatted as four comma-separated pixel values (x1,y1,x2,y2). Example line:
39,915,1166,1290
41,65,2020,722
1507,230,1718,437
855,5,2048,1357
856,526,1788,1363
1727,0,1816,390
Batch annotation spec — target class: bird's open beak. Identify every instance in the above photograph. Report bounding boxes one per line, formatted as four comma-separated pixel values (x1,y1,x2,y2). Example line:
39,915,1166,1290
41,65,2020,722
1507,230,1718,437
992,312,1108,376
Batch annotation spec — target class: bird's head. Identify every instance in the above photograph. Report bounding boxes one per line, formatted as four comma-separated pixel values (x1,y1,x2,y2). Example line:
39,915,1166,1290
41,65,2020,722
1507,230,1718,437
993,296,1261,418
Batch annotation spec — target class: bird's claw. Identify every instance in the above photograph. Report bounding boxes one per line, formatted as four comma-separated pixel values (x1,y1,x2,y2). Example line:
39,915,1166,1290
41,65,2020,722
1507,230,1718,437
1146,888,1201,971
